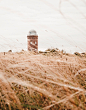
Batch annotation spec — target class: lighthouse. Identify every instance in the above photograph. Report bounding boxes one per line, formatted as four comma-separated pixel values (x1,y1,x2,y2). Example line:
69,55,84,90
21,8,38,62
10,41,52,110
27,30,38,52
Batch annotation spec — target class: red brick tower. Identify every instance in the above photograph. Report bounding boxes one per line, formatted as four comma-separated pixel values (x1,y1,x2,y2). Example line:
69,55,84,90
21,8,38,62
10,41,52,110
27,30,38,52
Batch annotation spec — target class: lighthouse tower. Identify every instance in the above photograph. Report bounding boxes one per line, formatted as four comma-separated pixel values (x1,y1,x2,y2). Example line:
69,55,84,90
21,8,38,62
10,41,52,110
27,30,38,52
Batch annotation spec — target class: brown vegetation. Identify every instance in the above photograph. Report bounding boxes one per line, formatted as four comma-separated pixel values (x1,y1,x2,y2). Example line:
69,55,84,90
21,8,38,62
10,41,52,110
0,50,86,110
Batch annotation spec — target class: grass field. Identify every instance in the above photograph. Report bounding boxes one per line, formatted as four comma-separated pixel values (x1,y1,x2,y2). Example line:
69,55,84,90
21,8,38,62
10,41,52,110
0,50,86,110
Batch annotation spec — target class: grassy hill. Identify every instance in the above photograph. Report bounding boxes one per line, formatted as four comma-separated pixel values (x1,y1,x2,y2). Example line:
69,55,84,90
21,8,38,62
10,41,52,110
0,50,86,110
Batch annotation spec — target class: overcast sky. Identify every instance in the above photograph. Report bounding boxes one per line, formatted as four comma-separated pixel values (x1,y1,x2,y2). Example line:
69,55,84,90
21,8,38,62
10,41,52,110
0,0,86,53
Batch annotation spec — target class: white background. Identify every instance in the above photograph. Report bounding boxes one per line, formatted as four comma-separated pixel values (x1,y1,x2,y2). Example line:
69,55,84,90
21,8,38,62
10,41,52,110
0,0,86,53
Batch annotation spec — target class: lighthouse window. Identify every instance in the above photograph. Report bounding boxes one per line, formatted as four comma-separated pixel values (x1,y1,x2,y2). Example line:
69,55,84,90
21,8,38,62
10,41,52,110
30,42,32,44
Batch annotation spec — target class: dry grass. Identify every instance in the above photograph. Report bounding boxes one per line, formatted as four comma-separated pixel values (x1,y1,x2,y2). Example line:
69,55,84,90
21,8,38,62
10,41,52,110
0,50,86,110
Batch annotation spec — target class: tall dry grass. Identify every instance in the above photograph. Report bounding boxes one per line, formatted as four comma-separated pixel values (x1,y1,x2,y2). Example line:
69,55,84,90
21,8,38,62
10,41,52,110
0,51,86,110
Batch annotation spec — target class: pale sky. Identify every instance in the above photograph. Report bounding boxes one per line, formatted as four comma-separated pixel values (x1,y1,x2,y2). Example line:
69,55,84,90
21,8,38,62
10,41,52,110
0,0,86,53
